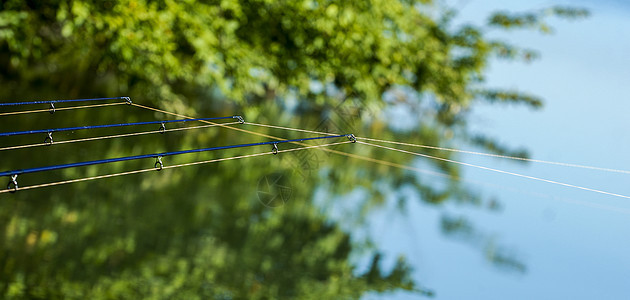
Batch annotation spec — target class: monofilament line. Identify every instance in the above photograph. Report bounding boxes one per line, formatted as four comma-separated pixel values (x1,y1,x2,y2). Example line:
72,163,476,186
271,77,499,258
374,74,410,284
0,141,352,194
0,102,128,116
131,103,630,213
0,134,350,177
358,141,630,200
0,122,241,152
357,137,630,175
0,116,239,137
0,96,130,106
241,122,630,175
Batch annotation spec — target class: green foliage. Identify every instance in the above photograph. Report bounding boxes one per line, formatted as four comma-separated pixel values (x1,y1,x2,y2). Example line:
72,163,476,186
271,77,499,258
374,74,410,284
1,0,584,114
478,89,543,109
488,6,589,33
0,0,586,298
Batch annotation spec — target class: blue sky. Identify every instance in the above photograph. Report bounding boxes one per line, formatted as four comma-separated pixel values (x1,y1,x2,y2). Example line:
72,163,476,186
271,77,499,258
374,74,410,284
363,1,630,299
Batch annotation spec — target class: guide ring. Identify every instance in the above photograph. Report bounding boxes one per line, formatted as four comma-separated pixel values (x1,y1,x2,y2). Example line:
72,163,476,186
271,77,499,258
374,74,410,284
154,156,164,171
7,174,18,193
49,102,56,114
44,131,54,146
272,143,279,155
159,122,166,134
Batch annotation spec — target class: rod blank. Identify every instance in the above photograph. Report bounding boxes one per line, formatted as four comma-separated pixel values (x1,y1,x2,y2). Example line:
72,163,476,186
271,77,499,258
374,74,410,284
0,116,241,137
0,134,352,177
0,97,130,107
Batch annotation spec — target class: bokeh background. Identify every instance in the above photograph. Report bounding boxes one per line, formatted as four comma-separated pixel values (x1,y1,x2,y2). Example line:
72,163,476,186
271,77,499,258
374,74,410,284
1,0,628,299
369,0,630,299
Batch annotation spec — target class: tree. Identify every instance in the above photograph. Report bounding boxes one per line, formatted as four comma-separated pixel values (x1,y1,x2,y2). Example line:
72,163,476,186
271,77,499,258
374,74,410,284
0,0,587,298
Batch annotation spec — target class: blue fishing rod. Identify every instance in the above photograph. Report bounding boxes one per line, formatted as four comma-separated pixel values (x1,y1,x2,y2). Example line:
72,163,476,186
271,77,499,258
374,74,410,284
2,134,357,192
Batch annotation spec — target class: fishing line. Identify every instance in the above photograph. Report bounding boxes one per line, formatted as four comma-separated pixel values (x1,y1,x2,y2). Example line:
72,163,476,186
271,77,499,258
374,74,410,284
357,137,630,175
0,141,352,194
0,116,241,137
358,141,630,200
0,102,128,117
0,122,241,152
126,103,630,213
239,122,630,175
0,96,130,107
0,134,352,178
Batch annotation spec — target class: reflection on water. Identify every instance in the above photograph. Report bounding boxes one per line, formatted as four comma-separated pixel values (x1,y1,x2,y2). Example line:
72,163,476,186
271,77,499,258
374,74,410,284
0,99,517,297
